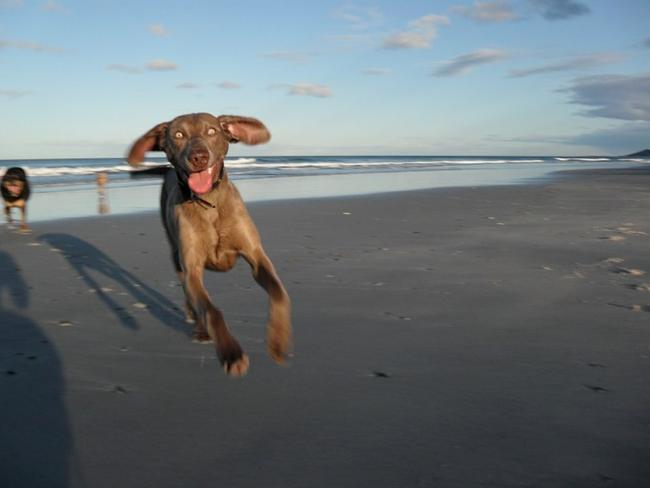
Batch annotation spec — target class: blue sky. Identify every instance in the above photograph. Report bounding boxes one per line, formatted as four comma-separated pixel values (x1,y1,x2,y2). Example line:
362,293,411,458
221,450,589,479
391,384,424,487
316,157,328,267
1,0,648,158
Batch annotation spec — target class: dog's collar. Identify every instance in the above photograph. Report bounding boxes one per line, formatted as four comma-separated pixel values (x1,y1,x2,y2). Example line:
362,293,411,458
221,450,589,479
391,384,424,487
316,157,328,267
191,193,216,209
187,163,224,209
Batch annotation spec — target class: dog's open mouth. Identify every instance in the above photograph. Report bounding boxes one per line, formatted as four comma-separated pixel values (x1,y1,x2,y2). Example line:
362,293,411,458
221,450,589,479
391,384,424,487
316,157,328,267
188,165,216,195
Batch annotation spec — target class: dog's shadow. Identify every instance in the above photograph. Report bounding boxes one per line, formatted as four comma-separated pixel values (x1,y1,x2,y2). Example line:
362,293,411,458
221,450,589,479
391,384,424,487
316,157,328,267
0,250,74,486
40,233,189,337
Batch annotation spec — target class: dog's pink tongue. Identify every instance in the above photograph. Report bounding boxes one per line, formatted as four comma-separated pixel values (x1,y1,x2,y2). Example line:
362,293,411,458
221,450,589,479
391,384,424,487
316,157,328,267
188,169,213,195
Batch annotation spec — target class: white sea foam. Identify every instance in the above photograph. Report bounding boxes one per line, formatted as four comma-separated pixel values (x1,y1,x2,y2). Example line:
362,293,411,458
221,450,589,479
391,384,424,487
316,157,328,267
15,161,169,178
224,158,546,170
223,158,258,165
554,157,611,162
0,156,636,181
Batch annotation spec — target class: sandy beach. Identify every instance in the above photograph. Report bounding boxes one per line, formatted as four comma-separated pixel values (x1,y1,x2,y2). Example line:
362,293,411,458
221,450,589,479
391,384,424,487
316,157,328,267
1,167,650,487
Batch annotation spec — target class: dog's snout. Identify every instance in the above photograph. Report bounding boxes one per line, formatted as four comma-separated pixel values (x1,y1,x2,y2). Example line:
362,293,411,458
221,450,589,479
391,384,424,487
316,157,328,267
188,148,209,168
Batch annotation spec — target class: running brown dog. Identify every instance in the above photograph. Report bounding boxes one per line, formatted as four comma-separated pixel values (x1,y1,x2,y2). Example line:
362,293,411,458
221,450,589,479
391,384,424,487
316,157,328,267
2,167,31,232
127,113,291,376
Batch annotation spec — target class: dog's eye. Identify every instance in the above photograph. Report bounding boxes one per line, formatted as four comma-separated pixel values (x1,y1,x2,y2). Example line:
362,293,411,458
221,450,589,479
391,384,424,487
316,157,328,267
174,131,184,139
207,128,217,136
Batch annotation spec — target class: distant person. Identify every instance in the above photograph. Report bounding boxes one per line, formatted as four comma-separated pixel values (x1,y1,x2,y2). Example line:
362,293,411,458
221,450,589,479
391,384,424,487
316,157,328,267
1,167,31,232
96,172,110,215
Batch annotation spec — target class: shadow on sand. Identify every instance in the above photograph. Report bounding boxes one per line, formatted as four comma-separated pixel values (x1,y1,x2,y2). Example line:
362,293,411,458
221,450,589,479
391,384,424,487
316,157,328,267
39,233,189,337
0,250,74,488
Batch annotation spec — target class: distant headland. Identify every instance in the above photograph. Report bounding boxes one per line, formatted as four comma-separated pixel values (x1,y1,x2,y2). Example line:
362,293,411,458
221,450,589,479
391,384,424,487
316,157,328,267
625,149,650,157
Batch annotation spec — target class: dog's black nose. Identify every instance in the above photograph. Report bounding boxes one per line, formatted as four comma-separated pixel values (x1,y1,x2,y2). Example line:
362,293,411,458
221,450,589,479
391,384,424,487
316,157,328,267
189,149,209,167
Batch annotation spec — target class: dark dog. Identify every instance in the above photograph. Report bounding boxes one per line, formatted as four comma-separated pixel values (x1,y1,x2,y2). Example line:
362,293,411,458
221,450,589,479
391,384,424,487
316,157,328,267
2,167,31,232
127,113,291,376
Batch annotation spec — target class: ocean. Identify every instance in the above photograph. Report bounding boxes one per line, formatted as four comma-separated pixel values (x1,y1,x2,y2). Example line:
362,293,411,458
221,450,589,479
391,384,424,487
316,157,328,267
1,155,647,187
0,155,647,222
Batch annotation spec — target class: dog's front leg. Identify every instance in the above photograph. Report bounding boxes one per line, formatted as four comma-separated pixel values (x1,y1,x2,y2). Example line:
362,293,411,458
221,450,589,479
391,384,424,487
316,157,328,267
241,247,292,363
5,205,12,225
183,266,249,376
19,204,28,232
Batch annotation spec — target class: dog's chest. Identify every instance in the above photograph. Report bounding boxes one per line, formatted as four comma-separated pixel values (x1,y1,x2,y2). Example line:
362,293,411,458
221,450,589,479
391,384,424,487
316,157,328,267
176,203,238,270
5,198,25,209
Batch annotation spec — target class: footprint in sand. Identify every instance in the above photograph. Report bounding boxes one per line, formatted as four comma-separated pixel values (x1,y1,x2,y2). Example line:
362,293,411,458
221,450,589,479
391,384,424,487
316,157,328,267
613,267,646,277
371,371,390,378
600,235,626,241
383,312,412,321
617,226,648,236
601,257,624,265
608,303,650,313
625,283,650,292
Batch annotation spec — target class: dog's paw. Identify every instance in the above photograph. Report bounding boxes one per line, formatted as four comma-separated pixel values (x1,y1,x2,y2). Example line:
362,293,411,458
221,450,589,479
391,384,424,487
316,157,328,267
191,335,212,344
191,326,211,343
224,354,249,377
267,325,292,364
218,342,249,377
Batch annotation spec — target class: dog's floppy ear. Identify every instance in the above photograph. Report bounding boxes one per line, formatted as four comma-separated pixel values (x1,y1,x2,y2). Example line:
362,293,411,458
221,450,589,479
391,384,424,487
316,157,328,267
127,122,169,166
217,115,271,145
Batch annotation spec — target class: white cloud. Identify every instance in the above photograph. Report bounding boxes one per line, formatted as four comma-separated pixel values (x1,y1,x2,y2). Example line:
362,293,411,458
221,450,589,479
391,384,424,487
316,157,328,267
176,82,198,89
149,24,169,37
509,52,624,77
434,48,508,76
108,60,180,73
271,83,332,98
453,1,516,23
362,68,392,76
0,89,32,98
288,84,332,97
145,59,178,71
382,14,450,50
333,6,382,28
529,0,590,21
0,38,64,53
217,81,241,89
562,73,650,121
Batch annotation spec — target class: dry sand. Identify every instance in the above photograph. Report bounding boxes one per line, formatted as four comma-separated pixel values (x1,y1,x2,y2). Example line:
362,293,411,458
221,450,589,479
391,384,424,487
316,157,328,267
1,167,649,487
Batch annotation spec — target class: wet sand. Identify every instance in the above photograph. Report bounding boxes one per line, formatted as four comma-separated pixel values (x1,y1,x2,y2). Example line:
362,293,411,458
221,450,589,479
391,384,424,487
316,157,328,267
1,167,649,487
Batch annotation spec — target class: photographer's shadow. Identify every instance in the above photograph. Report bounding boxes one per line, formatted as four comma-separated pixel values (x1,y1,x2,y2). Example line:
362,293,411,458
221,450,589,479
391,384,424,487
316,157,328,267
40,233,188,336
0,250,73,487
